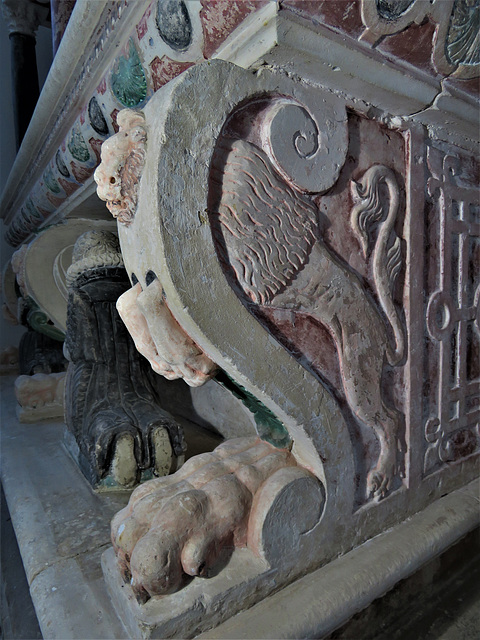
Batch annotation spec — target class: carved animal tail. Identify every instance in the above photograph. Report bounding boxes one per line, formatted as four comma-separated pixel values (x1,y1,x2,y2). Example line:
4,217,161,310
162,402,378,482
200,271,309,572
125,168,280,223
351,165,405,367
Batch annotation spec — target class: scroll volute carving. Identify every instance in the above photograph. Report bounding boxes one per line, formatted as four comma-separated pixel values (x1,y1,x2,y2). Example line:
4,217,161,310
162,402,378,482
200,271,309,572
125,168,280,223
209,98,408,501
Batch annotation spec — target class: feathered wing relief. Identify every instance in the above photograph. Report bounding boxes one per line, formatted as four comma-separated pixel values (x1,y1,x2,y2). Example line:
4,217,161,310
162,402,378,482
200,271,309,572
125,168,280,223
210,139,319,306
210,137,407,499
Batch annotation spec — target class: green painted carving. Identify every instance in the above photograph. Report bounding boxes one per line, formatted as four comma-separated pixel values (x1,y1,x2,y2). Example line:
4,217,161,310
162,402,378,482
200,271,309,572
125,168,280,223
111,38,147,107
215,370,292,449
68,127,91,163
24,198,44,224
446,0,480,67
43,167,61,193
26,303,65,341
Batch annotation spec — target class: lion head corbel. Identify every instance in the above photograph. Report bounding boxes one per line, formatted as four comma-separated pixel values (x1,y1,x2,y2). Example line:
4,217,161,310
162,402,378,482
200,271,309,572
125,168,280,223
94,109,147,226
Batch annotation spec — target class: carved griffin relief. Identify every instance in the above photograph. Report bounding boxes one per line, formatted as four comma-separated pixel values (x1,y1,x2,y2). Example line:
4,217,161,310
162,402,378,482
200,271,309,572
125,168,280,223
94,61,411,602
209,128,406,499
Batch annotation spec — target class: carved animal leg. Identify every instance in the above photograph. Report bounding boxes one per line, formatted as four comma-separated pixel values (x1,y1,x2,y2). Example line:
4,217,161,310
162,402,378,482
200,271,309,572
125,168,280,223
328,304,402,499
110,437,299,602
65,269,185,487
271,245,403,499
117,281,217,388
111,434,138,488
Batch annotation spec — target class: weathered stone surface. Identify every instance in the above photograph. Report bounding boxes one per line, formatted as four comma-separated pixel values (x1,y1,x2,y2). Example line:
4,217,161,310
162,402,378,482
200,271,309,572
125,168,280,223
15,371,66,423
110,436,323,602
95,56,478,635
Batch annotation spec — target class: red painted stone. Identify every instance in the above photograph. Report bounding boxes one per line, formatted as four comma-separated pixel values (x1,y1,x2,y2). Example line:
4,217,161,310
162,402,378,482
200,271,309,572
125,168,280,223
58,177,81,197
136,4,153,41
281,0,364,39
110,109,120,133
200,0,269,59
70,161,94,183
89,137,104,165
46,192,66,208
377,20,438,77
150,56,194,92
96,78,107,95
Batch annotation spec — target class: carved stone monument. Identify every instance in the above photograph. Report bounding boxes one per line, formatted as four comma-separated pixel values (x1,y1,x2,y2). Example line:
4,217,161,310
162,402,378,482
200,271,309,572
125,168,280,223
94,56,479,637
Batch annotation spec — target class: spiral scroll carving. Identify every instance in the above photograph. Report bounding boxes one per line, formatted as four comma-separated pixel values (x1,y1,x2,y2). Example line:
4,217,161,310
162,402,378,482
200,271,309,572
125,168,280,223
261,98,347,194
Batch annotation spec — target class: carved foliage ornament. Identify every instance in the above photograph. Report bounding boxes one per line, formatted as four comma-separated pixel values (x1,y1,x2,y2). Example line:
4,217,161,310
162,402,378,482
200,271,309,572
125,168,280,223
360,0,480,79
94,109,147,226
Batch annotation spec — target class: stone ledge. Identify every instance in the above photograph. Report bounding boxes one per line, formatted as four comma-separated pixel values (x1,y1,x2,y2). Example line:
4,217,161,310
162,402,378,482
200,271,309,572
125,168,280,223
1,371,479,639
196,479,480,640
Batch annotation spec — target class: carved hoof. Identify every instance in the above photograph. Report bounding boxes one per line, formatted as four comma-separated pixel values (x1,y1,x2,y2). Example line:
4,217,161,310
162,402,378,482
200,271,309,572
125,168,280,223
110,437,323,600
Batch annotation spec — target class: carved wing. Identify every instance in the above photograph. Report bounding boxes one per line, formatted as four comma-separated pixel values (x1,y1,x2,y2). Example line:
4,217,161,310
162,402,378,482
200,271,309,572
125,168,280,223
209,139,320,305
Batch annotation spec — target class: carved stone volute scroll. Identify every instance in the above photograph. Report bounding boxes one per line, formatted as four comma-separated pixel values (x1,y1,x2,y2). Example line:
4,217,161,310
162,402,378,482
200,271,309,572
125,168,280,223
260,98,348,194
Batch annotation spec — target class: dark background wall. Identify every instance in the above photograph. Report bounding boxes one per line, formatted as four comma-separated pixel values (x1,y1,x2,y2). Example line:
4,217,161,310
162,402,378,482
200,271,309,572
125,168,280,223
0,11,53,350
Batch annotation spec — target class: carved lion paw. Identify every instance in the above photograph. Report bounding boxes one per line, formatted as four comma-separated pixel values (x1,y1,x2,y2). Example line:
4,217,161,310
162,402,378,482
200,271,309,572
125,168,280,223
367,450,398,500
117,280,218,387
110,436,304,602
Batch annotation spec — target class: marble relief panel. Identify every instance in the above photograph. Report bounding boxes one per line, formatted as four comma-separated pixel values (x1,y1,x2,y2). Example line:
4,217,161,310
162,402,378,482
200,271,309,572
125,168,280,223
207,101,413,505
424,146,480,472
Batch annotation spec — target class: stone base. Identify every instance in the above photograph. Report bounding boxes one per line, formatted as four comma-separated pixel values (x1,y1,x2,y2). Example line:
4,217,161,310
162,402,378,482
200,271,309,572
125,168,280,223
102,478,480,640
1,374,479,639
102,547,271,639
17,402,64,424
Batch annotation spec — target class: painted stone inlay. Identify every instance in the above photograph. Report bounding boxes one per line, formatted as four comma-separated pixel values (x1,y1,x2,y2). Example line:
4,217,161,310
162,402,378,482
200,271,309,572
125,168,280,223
155,0,193,52
88,96,109,137
150,55,194,91
215,371,291,449
376,0,416,20
360,0,480,77
67,126,91,163
111,38,147,108
210,135,406,499
43,166,61,194
5,2,270,247
55,150,70,177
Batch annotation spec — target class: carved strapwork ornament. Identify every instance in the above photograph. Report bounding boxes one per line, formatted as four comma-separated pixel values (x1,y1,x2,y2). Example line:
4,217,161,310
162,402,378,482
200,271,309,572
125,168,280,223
360,0,480,79
424,147,480,472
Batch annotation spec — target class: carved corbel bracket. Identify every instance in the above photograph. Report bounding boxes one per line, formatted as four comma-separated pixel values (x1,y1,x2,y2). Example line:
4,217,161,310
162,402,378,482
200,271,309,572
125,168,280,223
100,60,356,591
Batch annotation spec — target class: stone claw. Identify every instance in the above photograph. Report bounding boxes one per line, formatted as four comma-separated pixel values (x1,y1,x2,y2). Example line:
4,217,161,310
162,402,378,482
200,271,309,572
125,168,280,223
111,437,309,600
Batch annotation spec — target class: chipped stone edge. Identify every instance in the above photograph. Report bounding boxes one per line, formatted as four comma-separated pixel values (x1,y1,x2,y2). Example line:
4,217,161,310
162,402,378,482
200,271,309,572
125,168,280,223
195,477,480,639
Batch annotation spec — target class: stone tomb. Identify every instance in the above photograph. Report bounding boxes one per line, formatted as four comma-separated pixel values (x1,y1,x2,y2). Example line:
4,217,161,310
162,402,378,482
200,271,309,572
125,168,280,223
91,58,479,637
